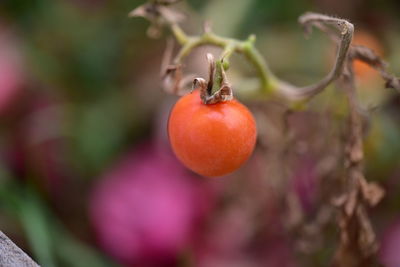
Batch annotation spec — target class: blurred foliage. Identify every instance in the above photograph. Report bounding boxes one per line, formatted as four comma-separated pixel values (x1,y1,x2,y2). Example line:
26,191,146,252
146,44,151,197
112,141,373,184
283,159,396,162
0,0,400,266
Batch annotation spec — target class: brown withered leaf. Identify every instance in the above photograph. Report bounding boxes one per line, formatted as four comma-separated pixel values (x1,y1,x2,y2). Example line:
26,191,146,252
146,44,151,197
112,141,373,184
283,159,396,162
162,64,195,95
356,206,379,256
359,178,385,207
331,194,348,207
385,77,400,91
194,54,233,104
344,189,358,217
129,2,185,23
129,1,185,38
349,145,363,163
157,5,185,23
349,45,386,69
153,0,182,5
348,44,400,92
129,3,158,20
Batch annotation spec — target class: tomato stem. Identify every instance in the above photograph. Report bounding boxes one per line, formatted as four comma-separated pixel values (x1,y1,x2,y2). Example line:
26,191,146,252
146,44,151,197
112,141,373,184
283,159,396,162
169,23,278,95
167,15,355,103
132,3,400,104
195,54,233,104
211,61,223,95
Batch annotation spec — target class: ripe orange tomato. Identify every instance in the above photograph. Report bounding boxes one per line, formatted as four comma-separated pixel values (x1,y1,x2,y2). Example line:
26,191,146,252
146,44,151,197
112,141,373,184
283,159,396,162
168,90,257,177
352,31,383,81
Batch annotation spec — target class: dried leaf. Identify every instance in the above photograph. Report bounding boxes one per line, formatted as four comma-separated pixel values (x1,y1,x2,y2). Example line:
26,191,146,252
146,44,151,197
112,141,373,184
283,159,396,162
285,192,304,229
162,64,195,95
344,189,358,216
147,24,162,38
348,45,400,92
160,38,174,76
349,147,363,163
129,3,158,19
129,1,185,38
196,54,233,104
154,0,182,5
385,77,400,91
158,6,185,24
359,178,385,207
357,206,378,256
349,45,386,69
331,194,347,207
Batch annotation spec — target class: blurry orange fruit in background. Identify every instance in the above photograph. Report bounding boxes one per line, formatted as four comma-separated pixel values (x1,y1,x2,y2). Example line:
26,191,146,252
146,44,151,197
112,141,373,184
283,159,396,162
352,30,384,82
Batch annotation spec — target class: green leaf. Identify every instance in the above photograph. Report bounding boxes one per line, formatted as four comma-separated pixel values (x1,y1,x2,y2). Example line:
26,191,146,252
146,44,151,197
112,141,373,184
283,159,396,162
18,188,56,267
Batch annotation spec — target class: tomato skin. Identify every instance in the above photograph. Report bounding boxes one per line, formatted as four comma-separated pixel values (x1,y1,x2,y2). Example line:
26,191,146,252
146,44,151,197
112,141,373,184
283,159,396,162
168,90,257,177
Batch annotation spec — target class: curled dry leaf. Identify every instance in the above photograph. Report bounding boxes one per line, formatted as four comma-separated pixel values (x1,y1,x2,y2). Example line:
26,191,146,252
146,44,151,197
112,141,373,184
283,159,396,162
278,13,354,101
349,147,363,163
285,191,304,229
129,0,185,38
160,39,195,95
348,44,400,92
153,0,182,5
349,45,387,69
359,178,385,207
162,64,195,95
331,194,348,207
344,189,358,217
193,53,233,104
357,206,378,256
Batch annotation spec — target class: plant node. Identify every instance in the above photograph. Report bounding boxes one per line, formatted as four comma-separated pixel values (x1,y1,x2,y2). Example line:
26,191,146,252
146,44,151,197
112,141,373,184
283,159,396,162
193,54,233,104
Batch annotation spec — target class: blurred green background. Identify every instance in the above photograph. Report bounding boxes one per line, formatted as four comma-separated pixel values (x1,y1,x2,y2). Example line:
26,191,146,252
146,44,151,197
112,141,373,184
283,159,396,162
1,0,400,266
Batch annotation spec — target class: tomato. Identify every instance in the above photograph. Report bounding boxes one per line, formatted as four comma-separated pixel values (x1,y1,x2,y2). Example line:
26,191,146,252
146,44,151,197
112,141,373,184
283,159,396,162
168,90,257,177
352,31,383,81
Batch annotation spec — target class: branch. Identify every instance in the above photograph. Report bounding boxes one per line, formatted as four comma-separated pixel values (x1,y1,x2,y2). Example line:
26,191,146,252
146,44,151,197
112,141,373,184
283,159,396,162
276,13,354,101
131,2,400,105
348,45,400,92
331,51,385,267
170,25,279,95
168,12,355,102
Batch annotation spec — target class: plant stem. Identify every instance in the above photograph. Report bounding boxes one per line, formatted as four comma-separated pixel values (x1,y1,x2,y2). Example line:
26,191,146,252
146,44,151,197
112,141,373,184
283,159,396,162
211,60,224,94
170,23,278,95
171,23,188,45
240,40,278,95
169,14,354,102
134,4,399,103
277,13,354,102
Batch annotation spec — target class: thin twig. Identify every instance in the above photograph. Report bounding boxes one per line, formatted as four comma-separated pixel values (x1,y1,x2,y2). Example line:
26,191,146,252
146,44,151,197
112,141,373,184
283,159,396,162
348,45,400,92
277,13,354,101
131,3,400,103
331,55,384,267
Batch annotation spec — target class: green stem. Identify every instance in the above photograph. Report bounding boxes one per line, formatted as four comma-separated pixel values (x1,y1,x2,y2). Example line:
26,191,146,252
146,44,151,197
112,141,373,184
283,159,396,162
220,43,235,70
211,60,224,94
169,24,278,94
239,38,278,95
171,23,189,45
